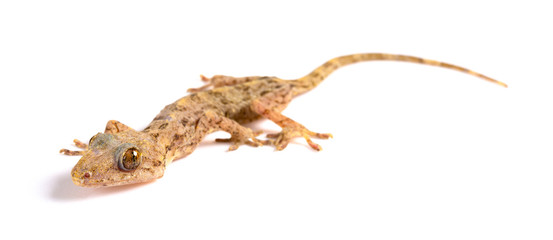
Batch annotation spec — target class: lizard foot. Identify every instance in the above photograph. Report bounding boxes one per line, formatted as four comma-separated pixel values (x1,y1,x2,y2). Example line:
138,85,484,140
267,127,332,151
60,139,87,156
199,110,270,151
187,75,213,93
215,130,270,151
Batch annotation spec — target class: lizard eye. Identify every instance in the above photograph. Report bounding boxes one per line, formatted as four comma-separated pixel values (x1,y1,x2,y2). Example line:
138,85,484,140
88,133,99,146
118,147,142,171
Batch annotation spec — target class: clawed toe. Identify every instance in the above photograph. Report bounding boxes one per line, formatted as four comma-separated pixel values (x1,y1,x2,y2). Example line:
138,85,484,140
304,137,322,151
215,130,269,151
314,133,333,139
266,128,331,151
60,139,87,156
73,139,88,149
60,149,84,156
187,75,214,93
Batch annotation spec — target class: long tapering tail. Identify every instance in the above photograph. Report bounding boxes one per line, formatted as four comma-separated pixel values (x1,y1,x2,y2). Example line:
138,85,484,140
290,53,507,96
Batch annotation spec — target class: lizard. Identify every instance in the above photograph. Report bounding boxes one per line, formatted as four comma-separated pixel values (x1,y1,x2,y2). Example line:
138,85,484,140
60,53,507,187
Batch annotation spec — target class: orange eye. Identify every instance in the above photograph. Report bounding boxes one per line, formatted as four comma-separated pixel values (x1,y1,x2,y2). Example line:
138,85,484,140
118,147,141,171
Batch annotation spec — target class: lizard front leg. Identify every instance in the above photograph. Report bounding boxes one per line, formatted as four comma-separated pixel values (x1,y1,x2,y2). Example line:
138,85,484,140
59,139,88,156
197,110,269,151
251,87,332,151
187,75,276,92
60,120,129,156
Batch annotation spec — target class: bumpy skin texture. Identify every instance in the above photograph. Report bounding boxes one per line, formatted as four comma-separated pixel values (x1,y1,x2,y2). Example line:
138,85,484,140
60,53,507,187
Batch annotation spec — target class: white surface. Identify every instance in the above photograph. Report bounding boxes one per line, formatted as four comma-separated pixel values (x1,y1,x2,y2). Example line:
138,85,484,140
1,1,552,239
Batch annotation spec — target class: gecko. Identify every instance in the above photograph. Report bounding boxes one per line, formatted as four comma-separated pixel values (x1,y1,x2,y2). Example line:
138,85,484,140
60,53,507,187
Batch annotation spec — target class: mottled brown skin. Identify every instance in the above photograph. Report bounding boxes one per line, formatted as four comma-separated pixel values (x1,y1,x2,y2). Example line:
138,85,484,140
61,53,507,187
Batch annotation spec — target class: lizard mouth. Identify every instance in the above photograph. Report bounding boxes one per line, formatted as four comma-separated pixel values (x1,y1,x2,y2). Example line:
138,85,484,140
72,175,85,186
71,168,92,187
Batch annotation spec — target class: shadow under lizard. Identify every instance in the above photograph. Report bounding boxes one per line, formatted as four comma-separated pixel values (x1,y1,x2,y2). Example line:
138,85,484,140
60,53,507,187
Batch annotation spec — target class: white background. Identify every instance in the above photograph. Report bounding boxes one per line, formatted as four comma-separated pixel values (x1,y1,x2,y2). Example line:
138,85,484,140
1,1,552,239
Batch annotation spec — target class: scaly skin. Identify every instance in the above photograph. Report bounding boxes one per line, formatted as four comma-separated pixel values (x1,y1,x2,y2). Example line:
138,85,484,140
61,53,507,187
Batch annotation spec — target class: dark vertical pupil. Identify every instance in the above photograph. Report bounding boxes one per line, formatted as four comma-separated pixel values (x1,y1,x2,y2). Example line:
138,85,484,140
122,148,140,170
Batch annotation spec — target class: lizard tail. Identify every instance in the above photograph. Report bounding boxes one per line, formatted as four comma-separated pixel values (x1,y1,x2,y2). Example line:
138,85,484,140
290,53,507,96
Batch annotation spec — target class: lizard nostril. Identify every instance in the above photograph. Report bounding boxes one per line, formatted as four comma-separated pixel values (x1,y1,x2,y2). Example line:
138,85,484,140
84,172,91,178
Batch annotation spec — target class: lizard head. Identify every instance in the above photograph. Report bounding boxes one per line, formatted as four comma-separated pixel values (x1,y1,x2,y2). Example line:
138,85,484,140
71,121,166,187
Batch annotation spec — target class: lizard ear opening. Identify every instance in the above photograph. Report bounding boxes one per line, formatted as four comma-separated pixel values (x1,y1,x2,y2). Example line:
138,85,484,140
104,120,133,133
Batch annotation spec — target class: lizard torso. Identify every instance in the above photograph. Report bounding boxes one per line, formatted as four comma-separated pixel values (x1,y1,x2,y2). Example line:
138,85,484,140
61,53,507,187
145,78,289,162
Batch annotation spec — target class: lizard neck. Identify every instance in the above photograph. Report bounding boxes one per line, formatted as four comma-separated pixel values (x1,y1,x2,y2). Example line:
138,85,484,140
143,118,203,164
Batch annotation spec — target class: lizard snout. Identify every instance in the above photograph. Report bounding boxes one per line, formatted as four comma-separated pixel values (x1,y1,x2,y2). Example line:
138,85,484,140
71,167,91,187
